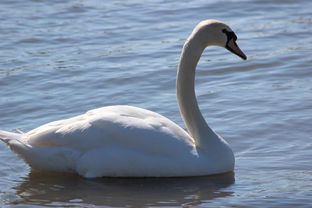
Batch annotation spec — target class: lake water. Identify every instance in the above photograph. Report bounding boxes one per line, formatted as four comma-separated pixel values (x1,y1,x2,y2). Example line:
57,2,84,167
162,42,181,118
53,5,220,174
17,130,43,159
0,0,311,207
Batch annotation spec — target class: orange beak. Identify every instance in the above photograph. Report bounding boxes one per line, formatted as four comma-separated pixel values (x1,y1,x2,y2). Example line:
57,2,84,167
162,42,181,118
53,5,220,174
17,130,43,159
226,38,247,60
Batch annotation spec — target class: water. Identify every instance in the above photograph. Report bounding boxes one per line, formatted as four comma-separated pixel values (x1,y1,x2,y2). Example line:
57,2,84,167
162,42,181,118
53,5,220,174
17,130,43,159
0,0,311,207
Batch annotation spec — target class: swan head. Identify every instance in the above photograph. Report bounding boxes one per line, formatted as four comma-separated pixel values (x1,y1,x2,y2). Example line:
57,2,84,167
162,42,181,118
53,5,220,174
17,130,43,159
190,19,247,60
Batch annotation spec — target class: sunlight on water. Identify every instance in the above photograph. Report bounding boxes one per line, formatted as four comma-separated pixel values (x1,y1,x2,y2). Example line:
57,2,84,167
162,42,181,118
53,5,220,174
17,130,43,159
0,0,312,207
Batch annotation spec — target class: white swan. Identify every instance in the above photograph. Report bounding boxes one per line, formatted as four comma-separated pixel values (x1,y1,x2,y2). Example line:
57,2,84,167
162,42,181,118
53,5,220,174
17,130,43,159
0,19,246,178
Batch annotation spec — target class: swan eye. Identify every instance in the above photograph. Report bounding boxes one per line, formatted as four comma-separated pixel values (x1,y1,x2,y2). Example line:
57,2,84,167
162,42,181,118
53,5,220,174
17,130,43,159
222,29,237,42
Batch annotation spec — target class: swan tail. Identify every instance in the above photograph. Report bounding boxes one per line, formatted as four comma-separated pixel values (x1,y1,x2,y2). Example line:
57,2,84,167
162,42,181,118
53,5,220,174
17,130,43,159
0,130,32,161
0,130,23,144
0,130,80,173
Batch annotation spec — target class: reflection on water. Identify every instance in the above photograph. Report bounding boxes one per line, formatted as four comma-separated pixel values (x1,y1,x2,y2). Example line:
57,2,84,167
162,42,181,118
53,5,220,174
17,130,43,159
1,0,312,207
12,171,234,207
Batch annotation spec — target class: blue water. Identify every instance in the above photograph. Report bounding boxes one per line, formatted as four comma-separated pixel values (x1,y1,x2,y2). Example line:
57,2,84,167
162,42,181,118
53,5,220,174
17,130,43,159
0,0,312,207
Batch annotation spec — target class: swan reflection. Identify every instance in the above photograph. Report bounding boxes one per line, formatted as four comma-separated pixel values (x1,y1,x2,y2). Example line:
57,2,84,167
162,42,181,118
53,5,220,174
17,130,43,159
12,171,235,207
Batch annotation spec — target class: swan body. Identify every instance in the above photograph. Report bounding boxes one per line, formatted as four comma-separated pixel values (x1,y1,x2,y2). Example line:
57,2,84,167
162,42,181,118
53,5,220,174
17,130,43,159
0,19,246,178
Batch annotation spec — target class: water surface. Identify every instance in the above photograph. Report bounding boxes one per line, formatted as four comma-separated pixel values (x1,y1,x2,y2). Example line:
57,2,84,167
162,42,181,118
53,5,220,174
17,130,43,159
0,0,311,207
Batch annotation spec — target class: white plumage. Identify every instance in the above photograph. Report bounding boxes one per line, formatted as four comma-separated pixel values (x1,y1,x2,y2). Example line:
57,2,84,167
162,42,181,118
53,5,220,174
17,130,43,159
0,20,246,178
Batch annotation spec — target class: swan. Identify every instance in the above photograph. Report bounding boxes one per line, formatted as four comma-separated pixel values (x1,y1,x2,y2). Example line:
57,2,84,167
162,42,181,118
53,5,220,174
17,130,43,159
0,19,247,178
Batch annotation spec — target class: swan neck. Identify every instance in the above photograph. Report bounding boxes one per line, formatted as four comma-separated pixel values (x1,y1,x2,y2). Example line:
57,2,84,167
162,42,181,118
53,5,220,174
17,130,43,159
177,37,218,148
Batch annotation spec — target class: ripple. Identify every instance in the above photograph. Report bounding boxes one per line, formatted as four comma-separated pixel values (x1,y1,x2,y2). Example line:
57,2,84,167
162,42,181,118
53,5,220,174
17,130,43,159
0,0,312,207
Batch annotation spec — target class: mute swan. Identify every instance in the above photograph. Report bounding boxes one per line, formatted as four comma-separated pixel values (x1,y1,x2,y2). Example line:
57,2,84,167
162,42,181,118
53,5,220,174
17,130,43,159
0,19,246,178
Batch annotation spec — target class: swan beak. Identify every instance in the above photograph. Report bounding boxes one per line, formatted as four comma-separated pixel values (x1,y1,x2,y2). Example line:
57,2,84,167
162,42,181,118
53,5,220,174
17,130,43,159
226,39,247,60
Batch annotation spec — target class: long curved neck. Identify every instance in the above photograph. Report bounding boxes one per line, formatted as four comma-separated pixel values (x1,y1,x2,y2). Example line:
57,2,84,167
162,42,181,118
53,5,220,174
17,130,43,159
177,36,220,149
